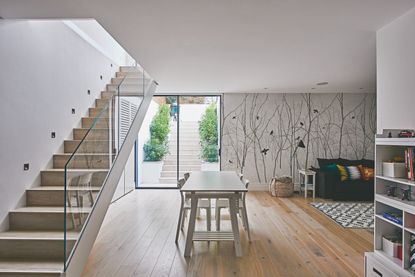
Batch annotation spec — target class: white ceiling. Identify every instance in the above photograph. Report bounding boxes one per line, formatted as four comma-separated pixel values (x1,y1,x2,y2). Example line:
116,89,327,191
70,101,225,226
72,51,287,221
1,0,415,93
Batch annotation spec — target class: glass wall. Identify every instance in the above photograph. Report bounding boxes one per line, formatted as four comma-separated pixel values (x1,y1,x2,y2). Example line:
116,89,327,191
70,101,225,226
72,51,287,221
137,95,221,188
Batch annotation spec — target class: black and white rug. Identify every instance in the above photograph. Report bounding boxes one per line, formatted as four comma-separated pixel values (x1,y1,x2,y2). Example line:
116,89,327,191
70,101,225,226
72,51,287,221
310,202,374,228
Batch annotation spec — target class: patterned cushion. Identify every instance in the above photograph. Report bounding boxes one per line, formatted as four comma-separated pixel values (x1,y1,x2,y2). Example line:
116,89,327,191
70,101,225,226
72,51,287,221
336,164,349,181
346,166,361,180
358,165,374,181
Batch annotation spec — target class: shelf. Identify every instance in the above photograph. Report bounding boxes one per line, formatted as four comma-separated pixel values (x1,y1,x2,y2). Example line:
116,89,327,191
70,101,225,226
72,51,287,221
376,137,415,146
405,227,415,235
375,194,415,214
375,214,402,228
375,249,403,267
376,175,415,187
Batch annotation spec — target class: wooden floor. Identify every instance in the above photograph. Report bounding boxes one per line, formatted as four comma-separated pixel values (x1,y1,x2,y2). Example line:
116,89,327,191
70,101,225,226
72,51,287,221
82,190,373,277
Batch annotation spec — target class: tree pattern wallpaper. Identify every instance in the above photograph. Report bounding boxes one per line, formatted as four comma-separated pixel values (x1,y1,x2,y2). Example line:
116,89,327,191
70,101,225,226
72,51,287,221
221,93,376,184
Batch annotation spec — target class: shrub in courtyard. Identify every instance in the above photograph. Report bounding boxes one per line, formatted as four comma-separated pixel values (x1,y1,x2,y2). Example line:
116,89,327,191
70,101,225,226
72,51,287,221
199,104,219,162
144,104,170,161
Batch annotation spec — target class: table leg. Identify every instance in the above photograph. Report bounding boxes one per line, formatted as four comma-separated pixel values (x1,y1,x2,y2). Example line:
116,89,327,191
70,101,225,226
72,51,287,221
184,194,198,257
229,193,242,257
312,174,316,199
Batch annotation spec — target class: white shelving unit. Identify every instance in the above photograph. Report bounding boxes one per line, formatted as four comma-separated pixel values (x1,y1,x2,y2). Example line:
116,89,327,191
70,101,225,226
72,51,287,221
366,137,415,276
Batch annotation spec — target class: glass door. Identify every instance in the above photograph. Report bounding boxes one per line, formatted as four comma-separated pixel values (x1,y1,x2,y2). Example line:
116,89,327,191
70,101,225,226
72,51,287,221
137,95,221,188
178,96,220,181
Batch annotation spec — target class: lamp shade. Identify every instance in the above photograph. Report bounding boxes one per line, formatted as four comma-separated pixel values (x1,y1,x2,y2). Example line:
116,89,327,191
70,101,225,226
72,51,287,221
297,140,305,148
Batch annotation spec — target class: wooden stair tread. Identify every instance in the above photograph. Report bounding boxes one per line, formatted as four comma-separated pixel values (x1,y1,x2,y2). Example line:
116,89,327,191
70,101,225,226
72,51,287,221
42,169,108,172
11,207,92,213
28,186,101,191
0,260,63,272
0,231,79,240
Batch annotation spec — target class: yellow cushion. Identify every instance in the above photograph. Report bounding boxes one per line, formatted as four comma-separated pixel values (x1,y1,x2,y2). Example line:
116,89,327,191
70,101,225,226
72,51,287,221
336,164,348,181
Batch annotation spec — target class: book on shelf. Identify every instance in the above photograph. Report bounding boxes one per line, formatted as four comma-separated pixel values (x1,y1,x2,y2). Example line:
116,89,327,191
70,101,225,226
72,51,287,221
405,147,415,181
382,211,403,225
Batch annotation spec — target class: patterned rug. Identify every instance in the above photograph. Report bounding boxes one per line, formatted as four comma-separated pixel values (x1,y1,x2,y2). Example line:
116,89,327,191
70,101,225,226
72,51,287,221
310,202,374,228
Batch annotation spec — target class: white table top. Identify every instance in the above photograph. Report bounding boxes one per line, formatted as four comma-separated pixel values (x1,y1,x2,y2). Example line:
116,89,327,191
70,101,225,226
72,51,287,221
181,171,248,192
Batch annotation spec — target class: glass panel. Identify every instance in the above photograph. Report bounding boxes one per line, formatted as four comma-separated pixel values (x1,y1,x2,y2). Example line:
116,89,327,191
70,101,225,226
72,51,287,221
64,65,146,269
178,96,221,182
137,96,178,188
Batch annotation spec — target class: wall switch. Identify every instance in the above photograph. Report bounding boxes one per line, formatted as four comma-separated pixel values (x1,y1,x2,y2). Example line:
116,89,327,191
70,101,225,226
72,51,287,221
51,132,56,138
72,108,75,114
24,163,29,171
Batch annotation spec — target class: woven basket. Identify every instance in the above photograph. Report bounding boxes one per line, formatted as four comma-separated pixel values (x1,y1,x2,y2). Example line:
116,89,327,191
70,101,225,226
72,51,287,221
269,176,294,197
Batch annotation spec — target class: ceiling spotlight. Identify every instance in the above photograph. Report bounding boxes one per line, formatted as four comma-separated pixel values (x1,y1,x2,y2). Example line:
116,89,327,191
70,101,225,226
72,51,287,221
316,82,328,86
359,88,364,90
311,88,316,90
263,87,268,90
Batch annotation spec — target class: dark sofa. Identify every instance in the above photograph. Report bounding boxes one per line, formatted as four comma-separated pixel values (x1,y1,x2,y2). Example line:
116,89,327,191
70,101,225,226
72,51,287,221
315,158,374,201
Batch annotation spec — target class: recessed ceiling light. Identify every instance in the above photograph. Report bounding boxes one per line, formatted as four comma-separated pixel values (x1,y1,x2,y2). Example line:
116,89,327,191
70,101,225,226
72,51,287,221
263,87,268,90
316,82,328,86
311,88,316,90
359,88,364,90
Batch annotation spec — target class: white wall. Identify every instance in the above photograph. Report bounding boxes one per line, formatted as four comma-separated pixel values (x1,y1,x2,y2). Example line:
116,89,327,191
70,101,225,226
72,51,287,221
377,7,415,134
0,20,123,229
64,20,135,66
179,104,209,122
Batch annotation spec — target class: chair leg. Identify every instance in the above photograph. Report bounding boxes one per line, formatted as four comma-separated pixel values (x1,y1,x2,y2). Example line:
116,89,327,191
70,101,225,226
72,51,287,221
175,201,184,243
215,205,220,231
206,207,211,231
240,207,247,230
196,207,201,218
242,205,251,242
181,209,187,230
216,207,222,231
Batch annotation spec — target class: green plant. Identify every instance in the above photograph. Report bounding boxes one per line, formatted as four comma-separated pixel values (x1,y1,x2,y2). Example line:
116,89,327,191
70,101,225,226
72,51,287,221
143,104,171,161
199,104,218,162
143,138,168,161
201,143,219,162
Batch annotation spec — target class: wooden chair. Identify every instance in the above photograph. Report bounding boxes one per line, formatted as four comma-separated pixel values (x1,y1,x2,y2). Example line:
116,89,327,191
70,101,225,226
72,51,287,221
66,173,94,229
215,179,251,241
175,178,212,243
184,172,190,181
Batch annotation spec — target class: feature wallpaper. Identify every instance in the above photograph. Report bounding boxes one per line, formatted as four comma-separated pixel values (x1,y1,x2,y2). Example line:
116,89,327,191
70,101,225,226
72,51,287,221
221,93,376,185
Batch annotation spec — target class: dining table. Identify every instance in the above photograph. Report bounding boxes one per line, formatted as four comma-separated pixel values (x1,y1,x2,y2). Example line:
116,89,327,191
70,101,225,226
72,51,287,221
180,171,248,257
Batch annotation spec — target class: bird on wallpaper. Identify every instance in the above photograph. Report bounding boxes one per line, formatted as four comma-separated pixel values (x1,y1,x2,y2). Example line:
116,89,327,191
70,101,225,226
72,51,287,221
300,122,304,126
256,115,260,120
228,160,233,164
313,109,319,113
296,136,300,140
232,116,236,119
270,130,274,135
351,116,355,119
261,148,269,155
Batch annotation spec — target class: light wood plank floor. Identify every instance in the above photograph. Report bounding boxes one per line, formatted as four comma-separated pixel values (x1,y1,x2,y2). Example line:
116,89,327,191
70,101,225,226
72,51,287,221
82,190,373,277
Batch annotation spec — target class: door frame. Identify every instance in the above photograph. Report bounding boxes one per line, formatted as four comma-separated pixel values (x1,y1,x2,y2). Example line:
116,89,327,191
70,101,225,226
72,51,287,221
136,93,223,189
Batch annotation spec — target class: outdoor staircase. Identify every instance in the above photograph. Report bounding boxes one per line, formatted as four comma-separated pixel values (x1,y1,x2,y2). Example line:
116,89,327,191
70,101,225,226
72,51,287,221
159,121,202,183
0,66,147,276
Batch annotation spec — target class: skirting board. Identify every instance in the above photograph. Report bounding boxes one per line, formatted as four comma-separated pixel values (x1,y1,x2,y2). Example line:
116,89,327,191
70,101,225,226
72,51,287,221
249,183,301,192
249,184,268,191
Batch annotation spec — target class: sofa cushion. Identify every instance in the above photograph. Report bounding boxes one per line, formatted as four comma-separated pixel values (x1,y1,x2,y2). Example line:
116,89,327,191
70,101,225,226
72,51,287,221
358,165,374,181
346,166,362,180
336,165,349,181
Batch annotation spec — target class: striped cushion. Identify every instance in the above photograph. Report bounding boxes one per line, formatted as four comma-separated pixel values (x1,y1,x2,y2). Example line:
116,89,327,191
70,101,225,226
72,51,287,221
346,166,361,180
336,165,348,181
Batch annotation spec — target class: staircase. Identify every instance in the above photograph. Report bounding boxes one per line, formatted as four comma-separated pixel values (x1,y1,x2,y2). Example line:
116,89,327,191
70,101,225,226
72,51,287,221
159,121,202,183
0,66,152,276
